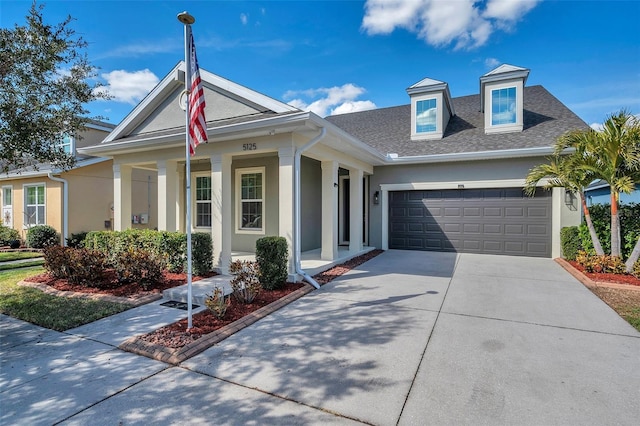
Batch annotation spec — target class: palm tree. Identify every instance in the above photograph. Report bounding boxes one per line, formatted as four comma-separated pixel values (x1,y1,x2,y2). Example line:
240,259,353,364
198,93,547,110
525,150,604,256
570,112,640,259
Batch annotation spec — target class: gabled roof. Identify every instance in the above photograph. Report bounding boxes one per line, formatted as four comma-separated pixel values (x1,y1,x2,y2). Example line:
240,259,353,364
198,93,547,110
325,85,588,159
482,64,530,77
99,62,300,147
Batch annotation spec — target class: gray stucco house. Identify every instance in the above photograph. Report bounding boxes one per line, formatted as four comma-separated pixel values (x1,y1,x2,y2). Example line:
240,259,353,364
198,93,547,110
80,63,585,280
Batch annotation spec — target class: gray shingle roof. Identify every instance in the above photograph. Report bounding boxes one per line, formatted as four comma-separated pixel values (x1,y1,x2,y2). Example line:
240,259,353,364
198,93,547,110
325,85,588,157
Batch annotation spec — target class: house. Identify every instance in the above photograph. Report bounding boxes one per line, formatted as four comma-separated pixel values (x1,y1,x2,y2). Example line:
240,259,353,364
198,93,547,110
79,62,586,280
585,179,640,206
0,120,158,244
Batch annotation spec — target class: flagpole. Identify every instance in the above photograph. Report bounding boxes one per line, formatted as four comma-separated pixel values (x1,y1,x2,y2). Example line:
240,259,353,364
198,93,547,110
178,11,195,330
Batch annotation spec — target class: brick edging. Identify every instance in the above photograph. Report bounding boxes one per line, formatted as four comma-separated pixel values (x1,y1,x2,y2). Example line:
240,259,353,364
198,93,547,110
554,258,640,292
118,284,316,365
16,280,163,306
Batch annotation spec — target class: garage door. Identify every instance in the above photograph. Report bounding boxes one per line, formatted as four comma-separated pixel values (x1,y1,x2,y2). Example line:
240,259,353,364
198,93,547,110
389,188,552,257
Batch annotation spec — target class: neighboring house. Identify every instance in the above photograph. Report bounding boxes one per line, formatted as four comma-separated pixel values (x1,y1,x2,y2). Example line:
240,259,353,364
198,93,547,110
585,179,640,206
79,62,585,279
0,120,159,244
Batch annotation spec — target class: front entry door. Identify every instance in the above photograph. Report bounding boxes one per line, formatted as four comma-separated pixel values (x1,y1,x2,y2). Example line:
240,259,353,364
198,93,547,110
338,176,368,246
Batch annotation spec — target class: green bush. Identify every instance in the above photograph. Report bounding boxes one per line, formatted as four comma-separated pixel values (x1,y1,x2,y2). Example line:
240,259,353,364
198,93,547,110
0,224,20,246
255,236,289,290
579,203,640,259
43,246,108,286
560,226,582,260
84,229,213,275
66,231,88,248
26,225,59,248
113,248,166,290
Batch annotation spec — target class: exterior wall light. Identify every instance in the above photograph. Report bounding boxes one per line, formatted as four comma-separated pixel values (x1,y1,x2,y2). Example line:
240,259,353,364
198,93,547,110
373,190,380,204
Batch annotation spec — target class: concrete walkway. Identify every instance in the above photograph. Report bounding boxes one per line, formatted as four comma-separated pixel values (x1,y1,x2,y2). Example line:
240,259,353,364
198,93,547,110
1,250,639,425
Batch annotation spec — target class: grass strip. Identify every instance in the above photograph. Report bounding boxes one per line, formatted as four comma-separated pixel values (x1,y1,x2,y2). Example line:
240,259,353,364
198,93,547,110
0,267,130,331
0,251,42,262
0,260,45,271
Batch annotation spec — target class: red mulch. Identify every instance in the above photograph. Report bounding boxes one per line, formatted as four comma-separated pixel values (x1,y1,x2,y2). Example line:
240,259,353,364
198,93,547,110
140,282,305,348
568,261,640,287
141,249,385,348
24,270,215,297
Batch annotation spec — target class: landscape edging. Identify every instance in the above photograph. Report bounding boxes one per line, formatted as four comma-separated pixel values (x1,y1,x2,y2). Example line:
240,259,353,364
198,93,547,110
118,284,315,365
555,258,640,292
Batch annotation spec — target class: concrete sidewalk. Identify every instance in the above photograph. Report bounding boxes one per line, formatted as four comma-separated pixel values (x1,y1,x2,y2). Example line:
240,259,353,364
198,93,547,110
2,250,639,425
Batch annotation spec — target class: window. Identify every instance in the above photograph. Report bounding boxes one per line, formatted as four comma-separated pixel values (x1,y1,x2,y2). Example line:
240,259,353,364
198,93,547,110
57,134,74,154
416,98,437,133
236,168,264,232
195,175,211,227
2,186,12,227
24,184,45,226
491,87,517,125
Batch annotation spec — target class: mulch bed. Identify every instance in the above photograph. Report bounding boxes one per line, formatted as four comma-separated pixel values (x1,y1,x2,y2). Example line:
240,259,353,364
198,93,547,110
567,261,640,287
24,270,215,297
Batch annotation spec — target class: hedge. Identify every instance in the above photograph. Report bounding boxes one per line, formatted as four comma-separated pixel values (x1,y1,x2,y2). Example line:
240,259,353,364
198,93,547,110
576,203,640,260
84,229,212,275
255,236,289,290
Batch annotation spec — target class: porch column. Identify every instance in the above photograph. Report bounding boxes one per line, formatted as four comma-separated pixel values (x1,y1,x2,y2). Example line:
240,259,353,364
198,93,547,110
113,163,132,231
278,146,295,274
211,154,232,274
157,159,178,231
321,160,339,260
348,167,363,252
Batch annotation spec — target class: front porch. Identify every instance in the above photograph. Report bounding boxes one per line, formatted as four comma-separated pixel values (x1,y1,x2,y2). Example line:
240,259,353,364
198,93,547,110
162,246,376,305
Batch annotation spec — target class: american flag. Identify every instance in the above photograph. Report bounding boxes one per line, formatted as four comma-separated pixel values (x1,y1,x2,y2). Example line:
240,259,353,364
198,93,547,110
188,32,207,155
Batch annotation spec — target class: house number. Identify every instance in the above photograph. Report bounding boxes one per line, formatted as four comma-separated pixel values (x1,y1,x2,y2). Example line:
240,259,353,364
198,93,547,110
243,143,257,151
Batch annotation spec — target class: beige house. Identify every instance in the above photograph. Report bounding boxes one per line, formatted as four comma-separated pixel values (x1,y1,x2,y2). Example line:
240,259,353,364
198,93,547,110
79,62,585,283
0,121,158,244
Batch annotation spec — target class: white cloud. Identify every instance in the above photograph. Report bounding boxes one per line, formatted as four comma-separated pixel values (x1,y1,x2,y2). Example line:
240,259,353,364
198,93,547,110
590,122,604,131
240,13,248,25
99,69,160,105
362,0,541,49
284,84,377,117
99,41,178,59
484,57,501,69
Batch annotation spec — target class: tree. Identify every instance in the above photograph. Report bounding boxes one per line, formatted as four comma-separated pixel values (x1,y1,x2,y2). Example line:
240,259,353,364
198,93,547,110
0,1,110,173
525,147,604,256
562,111,640,259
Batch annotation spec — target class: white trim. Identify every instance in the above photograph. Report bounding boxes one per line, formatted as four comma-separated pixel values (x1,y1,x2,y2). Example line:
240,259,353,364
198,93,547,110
192,172,212,229
235,166,266,235
22,182,46,228
385,146,556,165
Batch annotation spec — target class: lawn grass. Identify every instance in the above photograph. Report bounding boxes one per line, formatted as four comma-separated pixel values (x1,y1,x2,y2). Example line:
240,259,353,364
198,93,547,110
0,266,131,331
591,286,640,332
0,251,43,262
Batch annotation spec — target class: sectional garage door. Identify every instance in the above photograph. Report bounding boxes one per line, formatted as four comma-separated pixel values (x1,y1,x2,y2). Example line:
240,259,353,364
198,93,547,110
389,188,552,257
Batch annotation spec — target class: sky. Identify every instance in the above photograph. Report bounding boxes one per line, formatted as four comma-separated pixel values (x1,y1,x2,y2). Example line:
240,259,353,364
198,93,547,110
2,0,639,130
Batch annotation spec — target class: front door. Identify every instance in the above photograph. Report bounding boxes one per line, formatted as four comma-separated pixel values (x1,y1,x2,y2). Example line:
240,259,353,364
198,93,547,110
2,186,12,227
338,176,368,246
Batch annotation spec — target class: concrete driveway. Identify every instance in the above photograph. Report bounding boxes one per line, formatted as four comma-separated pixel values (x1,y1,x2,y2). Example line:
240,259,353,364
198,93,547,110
2,250,639,425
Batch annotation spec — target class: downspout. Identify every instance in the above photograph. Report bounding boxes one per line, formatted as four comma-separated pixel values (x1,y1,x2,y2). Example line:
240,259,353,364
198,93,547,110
48,173,68,246
294,127,327,289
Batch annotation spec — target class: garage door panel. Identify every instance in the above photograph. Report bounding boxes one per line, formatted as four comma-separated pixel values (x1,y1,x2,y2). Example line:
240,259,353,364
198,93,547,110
389,188,551,257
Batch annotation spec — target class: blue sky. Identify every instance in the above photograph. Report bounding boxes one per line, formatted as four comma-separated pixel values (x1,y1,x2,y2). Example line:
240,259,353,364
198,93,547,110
2,0,639,129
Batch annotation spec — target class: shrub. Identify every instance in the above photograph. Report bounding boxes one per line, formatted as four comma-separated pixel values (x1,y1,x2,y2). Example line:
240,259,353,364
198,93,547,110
632,259,640,279
255,236,288,290
158,232,186,273
192,232,213,276
560,226,582,261
576,251,626,274
9,239,20,249
43,246,108,286
26,225,59,248
204,286,230,319
0,224,20,246
229,260,261,304
579,203,640,259
66,231,88,248
113,248,166,290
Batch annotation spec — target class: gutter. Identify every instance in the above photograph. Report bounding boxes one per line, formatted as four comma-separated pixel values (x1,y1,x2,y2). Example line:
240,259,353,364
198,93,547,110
47,173,68,246
384,146,562,165
293,127,327,289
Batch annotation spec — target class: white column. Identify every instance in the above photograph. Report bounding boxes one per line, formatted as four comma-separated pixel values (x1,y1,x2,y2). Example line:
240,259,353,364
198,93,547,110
157,159,178,231
113,163,132,231
211,154,232,274
349,168,363,252
278,146,295,274
321,160,339,260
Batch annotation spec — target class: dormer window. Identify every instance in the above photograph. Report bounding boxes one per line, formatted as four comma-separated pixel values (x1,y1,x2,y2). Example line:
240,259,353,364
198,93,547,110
57,134,74,154
480,64,529,134
407,77,454,141
491,87,517,125
416,98,437,133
